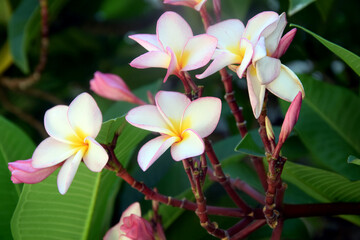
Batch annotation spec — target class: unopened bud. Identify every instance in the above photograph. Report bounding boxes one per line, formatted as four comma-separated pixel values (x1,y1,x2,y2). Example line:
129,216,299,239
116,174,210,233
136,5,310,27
265,116,275,141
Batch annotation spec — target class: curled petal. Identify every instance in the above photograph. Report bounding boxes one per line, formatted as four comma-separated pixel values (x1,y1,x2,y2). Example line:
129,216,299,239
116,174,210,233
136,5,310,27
255,56,281,84
181,97,222,138
252,37,267,63
57,150,83,195
126,105,174,136
157,11,193,57
155,91,191,132
265,12,287,56
68,92,102,139
130,51,170,70
137,135,178,171
247,65,266,119
196,51,240,79
44,105,81,144
171,129,204,161
272,28,297,59
180,34,217,72
129,34,162,52
32,137,77,168
207,19,245,51
266,64,305,102
163,47,178,83
236,38,254,78
83,137,108,172
243,11,279,43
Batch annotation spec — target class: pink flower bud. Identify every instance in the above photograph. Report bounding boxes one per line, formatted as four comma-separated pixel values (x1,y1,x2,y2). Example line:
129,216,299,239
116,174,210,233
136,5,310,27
8,159,60,184
272,28,297,59
279,91,302,144
120,214,154,240
90,71,145,105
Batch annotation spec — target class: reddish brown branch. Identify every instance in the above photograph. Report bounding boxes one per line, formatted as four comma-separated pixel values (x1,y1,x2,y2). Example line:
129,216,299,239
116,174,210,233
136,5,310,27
227,217,252,237
283,203,360,218
230,220,266,239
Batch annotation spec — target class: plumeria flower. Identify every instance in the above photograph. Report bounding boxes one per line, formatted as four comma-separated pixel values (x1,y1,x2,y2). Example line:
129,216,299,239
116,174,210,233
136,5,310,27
163,0,207,11
103,202,154,240
31,93,108,194
197,11,304,118
126,91,221,171
129,11,217,83
90,71,146,105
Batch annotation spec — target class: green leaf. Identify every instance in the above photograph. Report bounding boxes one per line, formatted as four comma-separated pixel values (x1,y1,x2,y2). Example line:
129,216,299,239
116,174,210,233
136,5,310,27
11,116,149,239
0,0,11,25
0,116,35,240
0,41,13,76
282,161,360,225
291,24,360,77
288,0,316,16
281,75,360,180
348,155,360,166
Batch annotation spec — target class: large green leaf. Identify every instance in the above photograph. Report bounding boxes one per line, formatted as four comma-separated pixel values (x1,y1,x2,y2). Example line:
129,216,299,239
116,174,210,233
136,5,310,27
288,0,316,16
0,116,35,240
291,24,360,77
282,161,360,225
281,75,360,180
11,116,149,240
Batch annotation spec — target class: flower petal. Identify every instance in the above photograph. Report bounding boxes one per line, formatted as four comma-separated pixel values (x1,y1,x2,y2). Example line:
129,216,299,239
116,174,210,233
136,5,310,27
196,51,239,79
236,38,254,78
155,91,191,133
83,137,108,172
180,34,217,72
171,129,204,161
207,19,245,51
137,135,178,171
129,34,163,51
266,64,305,102
265,12,287,56
44,105,81,144
163,47,178,83
181,97,221,138
255,56,281,84
68,92,102,139
246,65,266,118
272,28,297,59
243,11,279,44
126,105,174,135
157,11,193,57
130,51,170,70
57,150,83,195
32,137,77,168
252,36,267,63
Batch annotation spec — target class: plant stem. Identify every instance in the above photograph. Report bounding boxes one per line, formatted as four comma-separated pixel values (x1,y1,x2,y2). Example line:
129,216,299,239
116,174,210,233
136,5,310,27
199,5,212,30
229,220,267,239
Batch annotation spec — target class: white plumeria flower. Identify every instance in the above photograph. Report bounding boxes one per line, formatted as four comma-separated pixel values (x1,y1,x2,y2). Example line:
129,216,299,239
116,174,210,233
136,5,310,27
163,0,208,11
197,11,304,118
32,93,108,194
129,11,217,83
126,91,221,171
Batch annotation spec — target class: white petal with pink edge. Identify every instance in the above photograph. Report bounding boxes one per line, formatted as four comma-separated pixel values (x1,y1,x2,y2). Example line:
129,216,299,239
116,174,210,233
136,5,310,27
83,137,108,172
265,13,287,56
157,11,193,57
155,91,190,131
68,92,102,139
247,65,266,119
171,129,204,161
180,34,217,71
266,64,305,102
252,37,267,63
163,47,178,83
129,34,163,51
236,39,254,78
126,105,174,135
196,51,240,79
32,137,77,168
130,51,170,69
207,19,244,50
181,97,221,138
255,56,281,84
243,11,279,43
137,135,179,171
57,150,83,195
44,105,81,144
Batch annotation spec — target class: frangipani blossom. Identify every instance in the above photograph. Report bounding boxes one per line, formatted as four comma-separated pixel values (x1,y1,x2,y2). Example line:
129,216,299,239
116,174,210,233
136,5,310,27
163,0,207,11
129,11,217,83
126,91,221,171
31,93,108,194
103,202,154,240
90,71,145,105
197,11,304,118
